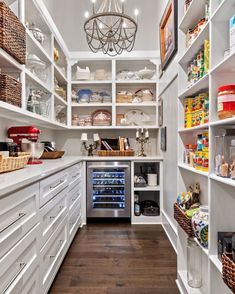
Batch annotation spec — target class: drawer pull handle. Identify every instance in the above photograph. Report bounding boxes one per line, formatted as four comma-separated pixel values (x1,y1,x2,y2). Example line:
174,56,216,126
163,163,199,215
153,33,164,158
2,262,27,294
50,206,64,220
50,180,64,190
0,213,26,234
72,173,80,179
71,193,81,203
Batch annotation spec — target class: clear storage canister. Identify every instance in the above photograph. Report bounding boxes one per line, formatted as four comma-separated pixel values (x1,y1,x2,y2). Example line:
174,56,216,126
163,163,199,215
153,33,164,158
187,238,202,288
230,139,235,179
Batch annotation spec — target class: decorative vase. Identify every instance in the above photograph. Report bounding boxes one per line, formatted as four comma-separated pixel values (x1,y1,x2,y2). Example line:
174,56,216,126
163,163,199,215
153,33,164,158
192,205,209,248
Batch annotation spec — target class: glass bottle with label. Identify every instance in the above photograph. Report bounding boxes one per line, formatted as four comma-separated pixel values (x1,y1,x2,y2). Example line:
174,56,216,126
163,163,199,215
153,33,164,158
134,193,141,216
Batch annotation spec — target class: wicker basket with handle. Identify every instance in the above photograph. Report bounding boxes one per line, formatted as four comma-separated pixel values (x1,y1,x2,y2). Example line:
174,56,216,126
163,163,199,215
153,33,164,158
174,203,194,237
0,153,30,174
0,1,26,64
222,254,235,293
0,73,22,107
98,150,135,157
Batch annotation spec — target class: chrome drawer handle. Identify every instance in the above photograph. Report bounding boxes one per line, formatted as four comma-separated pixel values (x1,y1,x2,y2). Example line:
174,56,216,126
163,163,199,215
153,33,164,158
50,206,64,220
72,172,80,179
88,165,129,169
50,180,64,190
2,262,27,294
0,213,26,234
49,240,63,258
71,193,80,203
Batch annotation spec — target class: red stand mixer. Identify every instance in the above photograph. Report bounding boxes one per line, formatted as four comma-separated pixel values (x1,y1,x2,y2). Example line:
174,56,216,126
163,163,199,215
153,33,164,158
8,126,44,164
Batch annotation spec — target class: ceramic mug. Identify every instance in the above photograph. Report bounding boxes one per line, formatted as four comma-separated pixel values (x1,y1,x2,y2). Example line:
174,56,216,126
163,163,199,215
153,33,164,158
147,174,158,186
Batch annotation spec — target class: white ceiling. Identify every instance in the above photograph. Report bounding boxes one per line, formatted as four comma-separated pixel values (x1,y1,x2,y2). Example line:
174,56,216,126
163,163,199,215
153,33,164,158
43,0,166,52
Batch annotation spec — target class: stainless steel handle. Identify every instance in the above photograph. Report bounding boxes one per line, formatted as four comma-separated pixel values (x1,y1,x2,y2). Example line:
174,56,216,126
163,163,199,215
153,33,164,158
88,165,129,169
71,193,80,203
0,213,26,234
50,179,64,190
72,172,80,179
50,206,64,220
2,262,27,294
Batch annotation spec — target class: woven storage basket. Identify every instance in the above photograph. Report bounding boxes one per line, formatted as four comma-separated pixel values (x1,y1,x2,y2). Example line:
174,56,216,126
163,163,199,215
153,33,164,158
222,254,235,293
0,2,26,64
174,203,194,237
0,152,30,174
0,74,21,107
116,92,133,103
98,150,135,157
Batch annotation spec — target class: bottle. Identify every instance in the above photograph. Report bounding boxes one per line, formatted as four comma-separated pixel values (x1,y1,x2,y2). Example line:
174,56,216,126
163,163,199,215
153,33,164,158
230,140,235,179
134,193,141,216
187,238,202,288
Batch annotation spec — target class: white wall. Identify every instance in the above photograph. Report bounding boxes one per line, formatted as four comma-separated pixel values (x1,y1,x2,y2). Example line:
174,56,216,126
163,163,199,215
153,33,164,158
43,0,164,52
55,129,159,156
157,0,178,232
0,118,55,142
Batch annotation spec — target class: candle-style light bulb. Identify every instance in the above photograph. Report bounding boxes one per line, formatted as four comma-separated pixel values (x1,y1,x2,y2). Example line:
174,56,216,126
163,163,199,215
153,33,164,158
134,8,139,22
121,0,125,13
92,0,96,14
84,11,89,19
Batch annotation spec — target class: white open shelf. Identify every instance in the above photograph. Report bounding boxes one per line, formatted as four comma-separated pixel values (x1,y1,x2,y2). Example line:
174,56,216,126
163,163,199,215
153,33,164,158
179,0,208,33
178,73,209,100
178,163,209,177
177,1,235,293
178,123,210,133
133,186,160,192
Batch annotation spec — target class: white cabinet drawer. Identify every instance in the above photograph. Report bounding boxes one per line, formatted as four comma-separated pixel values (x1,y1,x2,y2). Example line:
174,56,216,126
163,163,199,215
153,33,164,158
68,184,81,211
0,224,40,294
40,217,67,294
0,184,39,259
39,170,68,208
39,187,68,248
68,162,82,186
68,202,81,244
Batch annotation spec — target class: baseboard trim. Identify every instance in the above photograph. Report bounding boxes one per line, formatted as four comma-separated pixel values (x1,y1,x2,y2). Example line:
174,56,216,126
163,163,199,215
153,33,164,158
161,209,178,253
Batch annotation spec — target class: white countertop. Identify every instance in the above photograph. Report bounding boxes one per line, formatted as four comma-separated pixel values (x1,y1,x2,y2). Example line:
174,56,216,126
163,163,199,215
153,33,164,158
0,156,81,197
0,155,163,197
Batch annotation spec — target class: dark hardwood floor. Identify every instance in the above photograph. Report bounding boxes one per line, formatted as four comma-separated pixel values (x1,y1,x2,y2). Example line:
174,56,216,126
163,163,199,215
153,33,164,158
49,223,179,294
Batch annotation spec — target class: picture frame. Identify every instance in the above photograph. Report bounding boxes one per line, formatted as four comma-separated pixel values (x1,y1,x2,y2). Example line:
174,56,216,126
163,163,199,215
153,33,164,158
159,0,178,71
160,127,167,151
158,97,163,127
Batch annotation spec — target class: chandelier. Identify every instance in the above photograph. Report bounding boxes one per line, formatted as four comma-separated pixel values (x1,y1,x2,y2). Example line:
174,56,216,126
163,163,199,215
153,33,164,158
84,0,139,56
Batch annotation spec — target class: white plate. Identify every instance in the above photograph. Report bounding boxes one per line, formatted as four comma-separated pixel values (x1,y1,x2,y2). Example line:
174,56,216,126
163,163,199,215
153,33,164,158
124,110,150,126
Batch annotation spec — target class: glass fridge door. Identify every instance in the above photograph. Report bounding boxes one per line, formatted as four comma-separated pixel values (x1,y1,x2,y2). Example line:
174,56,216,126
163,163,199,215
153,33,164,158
87,162,131,218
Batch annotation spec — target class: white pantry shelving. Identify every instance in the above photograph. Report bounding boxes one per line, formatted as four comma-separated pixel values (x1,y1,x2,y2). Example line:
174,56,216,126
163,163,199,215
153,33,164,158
177,0,235,293
70,58,159,129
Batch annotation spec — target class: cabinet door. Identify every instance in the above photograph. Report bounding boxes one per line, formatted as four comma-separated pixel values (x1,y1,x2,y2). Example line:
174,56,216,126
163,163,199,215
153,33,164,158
0,224,40,294
40,217,67,294
39,170,68,208
39,187,68,248
0,183,39,259
68,201,82,245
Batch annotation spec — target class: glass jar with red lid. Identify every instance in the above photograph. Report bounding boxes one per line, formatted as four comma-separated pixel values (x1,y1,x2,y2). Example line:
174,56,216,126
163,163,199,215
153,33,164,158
217,85,235,119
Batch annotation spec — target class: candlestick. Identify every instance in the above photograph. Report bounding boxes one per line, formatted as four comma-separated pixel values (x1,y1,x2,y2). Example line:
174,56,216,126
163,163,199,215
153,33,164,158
136,128,149,157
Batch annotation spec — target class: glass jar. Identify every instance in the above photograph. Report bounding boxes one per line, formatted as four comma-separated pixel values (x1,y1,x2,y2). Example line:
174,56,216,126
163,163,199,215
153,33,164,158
192,205,209,249
217,85,235,120
187,238,202,288
230,139,235,179
214,135,229,177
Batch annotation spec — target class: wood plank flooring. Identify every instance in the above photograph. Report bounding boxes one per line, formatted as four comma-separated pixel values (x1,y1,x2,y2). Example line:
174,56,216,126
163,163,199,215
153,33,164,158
49,223,179,294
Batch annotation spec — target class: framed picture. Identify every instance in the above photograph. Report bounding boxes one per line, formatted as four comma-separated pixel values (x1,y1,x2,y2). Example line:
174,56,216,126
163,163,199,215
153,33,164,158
158,97,163,127
159,0,178,71
160,127,167,151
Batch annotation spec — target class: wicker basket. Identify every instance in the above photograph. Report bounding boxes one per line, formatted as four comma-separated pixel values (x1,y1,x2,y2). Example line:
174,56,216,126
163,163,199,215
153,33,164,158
116,92,133,103
0,153,30,174
98,150,135,157
40,151,65,159
222,254,235,293
0,74,22,107
174,203,194,237
0,2,26,64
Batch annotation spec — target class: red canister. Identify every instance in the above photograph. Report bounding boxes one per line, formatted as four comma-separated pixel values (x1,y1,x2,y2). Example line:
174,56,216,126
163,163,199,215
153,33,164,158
218,85,235,119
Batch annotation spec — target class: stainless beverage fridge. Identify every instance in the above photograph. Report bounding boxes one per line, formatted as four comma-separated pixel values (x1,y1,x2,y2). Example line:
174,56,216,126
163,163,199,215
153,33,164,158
87,161,131,218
